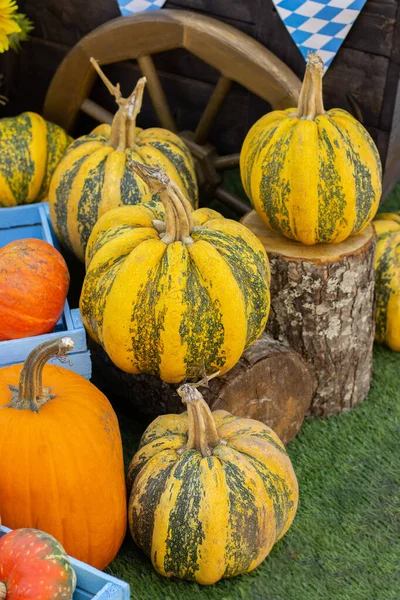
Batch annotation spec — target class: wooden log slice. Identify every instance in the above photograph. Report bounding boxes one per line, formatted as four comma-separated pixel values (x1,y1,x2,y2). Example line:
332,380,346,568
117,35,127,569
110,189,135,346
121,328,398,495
89,333,314,445
241,211,377,417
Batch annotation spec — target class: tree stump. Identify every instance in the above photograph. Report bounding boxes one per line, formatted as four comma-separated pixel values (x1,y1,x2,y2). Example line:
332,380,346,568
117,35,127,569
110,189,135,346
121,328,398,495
241,211,376,417
89,333,314,445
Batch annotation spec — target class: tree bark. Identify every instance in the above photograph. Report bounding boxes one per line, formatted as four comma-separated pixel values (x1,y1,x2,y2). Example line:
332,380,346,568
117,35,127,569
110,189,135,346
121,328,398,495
89,333,314,445
241,211,376,417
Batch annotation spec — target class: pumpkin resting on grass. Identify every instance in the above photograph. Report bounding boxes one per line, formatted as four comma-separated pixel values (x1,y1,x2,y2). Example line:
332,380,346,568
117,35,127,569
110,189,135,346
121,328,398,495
0,238,70,341
49,58,198,262
240,52,382,245
127,377,299,585
0,337,127,570
0,112,72,207
0,528,76,600
373,212,400,351
80,162,270,383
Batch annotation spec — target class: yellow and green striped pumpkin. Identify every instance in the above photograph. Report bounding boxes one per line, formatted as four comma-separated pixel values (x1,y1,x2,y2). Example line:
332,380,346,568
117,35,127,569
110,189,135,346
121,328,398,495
80,162,270,383
0,112,71,207
127,379,299,585
49,61,198,262
240,52,382,245
373,212,400,351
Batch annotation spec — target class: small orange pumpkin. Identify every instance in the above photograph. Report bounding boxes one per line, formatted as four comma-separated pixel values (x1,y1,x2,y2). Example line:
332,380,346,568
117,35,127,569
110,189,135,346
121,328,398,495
0,238,70,341
0,528,77,600
0,337,127,569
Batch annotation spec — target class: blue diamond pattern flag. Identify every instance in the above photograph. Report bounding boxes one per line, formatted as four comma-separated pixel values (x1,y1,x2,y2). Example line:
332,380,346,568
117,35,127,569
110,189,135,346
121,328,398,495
272,0,367,71
118,0,167,16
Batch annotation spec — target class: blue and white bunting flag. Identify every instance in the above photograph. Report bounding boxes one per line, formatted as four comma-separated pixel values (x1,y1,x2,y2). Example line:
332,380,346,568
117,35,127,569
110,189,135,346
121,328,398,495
272,0,367,71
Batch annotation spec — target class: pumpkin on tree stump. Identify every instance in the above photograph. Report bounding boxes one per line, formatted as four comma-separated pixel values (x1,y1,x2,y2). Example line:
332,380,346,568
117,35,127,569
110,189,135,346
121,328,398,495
240,52,382,245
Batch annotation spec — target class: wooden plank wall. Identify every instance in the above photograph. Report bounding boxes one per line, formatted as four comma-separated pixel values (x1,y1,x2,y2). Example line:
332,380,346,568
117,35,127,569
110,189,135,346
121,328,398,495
1,0,399,195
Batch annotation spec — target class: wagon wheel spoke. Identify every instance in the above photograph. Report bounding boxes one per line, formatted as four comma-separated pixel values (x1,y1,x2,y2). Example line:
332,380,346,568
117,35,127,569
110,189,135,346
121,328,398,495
194,75,232,145
80,98,113,125
213,154,240,170
214,186,250,215
137,54,178,132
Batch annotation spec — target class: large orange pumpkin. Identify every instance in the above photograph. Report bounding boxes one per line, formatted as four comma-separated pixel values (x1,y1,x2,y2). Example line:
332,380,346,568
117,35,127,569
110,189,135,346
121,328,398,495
0,337,127,570
0,238,70,341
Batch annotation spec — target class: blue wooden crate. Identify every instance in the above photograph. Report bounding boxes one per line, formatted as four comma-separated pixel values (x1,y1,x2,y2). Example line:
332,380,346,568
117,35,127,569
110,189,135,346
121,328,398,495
0,203,91,379
0,527,130,599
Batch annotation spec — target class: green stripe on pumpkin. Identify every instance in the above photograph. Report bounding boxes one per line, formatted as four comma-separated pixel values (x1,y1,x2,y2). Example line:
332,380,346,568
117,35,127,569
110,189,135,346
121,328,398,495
260,126,294,238
80,254,127,343
120,157,148,205
130,254,167,376
375,244,394,343
191,228,269,347
218,453,261,577
65,133,108,153
179,258,226,377
54,154,90,253
146,140,198,207
240,452,294,540
129,451,177,557
162,451,204,580
243,124,280,202
37,121,72,201
77,157,108,254
0,113,36,205
316,122,347,242
328,117,376,235
89,224,137,261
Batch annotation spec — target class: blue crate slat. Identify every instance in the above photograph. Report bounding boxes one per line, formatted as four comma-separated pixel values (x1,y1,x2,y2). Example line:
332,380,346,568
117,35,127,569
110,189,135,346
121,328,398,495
0,203,91,379
0,527,130,600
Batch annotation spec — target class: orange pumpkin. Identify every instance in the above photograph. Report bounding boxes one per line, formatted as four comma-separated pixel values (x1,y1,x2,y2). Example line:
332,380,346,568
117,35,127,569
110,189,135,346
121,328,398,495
0,528,77,600
0,238,70,341
0,337,127,570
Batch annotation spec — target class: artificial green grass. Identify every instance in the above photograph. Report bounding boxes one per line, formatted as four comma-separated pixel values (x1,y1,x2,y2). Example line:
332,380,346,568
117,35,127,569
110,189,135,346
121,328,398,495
108,345,400,600
106,179,400,599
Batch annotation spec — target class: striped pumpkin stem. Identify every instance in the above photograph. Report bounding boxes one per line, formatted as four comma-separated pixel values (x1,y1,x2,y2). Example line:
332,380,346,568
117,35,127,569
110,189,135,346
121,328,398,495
0,582,6,599
292,51,325,120
5,337,74,412
90,57,147,151
177,381,221,457
130,161,194,245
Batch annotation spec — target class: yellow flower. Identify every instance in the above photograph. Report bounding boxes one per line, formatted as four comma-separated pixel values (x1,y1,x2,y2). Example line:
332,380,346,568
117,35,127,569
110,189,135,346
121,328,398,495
0,0,21,53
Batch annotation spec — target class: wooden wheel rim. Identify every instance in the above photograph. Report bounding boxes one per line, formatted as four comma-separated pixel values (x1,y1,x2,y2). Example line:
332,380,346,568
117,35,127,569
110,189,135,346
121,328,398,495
43,9,300,132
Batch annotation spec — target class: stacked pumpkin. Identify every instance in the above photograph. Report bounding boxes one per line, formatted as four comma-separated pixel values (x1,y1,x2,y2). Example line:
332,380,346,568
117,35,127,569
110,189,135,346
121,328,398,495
240,51,382,245
0,56,299,589
240,51,398,353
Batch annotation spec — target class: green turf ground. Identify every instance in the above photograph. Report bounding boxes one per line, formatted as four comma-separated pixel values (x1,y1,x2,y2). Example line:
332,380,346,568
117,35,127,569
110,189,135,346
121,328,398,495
106,181,400,600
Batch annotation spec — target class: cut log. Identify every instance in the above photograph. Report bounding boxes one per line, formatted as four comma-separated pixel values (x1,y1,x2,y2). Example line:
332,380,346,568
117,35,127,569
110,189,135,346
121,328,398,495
89,333,314,445
241,211,376,417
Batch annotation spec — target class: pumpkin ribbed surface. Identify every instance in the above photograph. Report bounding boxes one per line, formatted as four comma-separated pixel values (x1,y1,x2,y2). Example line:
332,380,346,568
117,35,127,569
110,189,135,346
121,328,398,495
240,53,382,245
0,112,72,207
80,163,270,383
373,212,400,351
0,238,69,341
127,382,298,585
49,63,198,262
0,339,127,570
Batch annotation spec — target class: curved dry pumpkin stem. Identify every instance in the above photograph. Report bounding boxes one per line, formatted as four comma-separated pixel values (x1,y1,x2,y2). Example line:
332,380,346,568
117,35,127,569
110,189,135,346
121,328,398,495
129,161,194,245
3,338,74,412
291,51,325,120
0,583,6,600
90,57,147,150
177,381,220,457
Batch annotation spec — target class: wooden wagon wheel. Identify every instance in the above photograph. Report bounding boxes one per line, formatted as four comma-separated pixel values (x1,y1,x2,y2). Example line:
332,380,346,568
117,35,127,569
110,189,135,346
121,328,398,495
44,9,301,213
